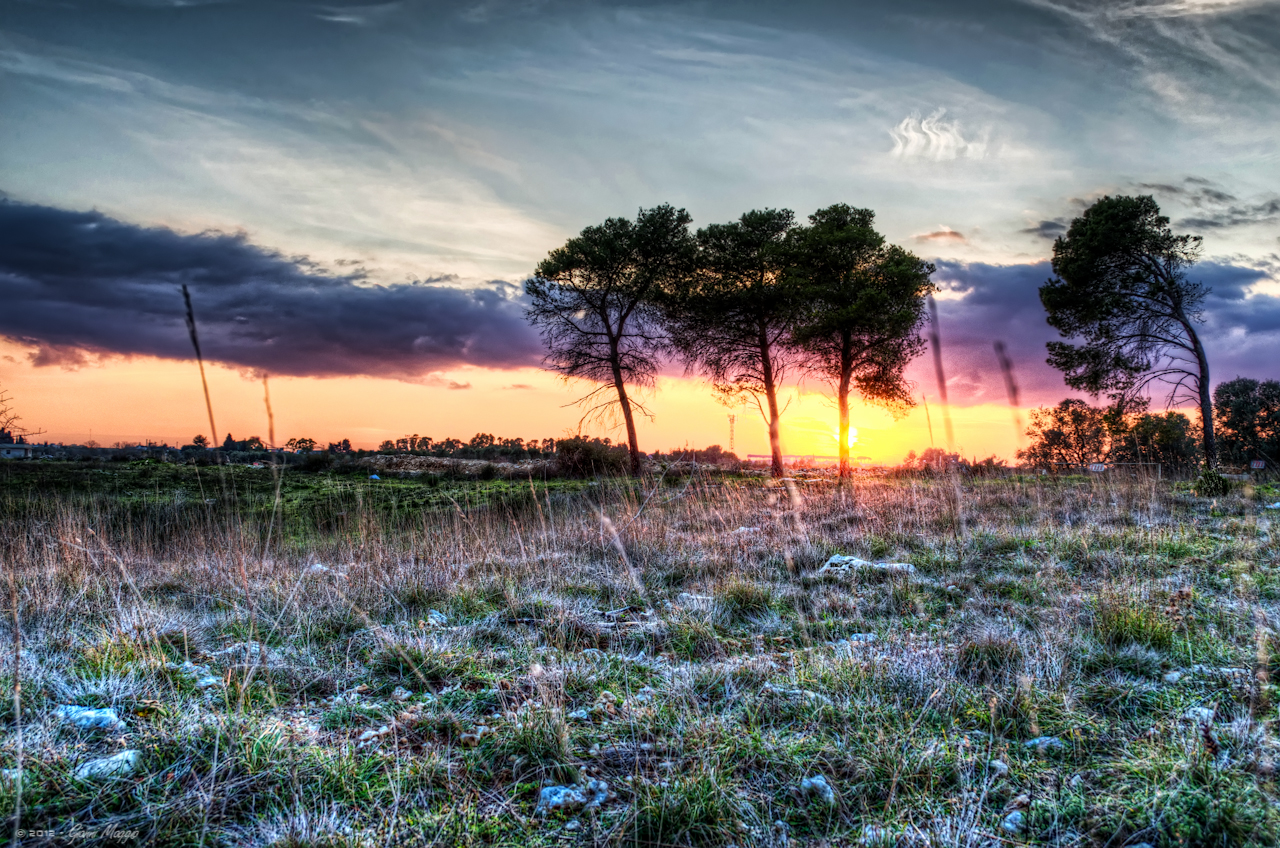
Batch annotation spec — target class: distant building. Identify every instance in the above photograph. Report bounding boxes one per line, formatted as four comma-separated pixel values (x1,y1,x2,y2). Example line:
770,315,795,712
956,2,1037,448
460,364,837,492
0,444,33,459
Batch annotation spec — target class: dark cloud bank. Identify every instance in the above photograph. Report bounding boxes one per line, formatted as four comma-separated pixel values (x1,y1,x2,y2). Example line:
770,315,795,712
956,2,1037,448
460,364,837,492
0,199,1275,405
0,199,543,379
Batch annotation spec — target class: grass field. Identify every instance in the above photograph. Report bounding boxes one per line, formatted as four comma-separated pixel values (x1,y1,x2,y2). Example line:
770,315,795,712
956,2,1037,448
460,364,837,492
2,462,1280,846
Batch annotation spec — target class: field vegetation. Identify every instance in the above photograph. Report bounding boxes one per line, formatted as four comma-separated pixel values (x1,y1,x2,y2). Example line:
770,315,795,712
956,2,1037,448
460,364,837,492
3,462,1280,846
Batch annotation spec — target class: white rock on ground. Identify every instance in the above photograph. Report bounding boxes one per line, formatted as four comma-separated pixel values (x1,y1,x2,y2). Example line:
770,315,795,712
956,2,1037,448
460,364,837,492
800,775,836,805
534,780,609,816
427,609,448,627
391,686,413,702
74,749,142,780
1184,706,1215,724
55,705,126,731
1001,810,1025,834
859,825,890,846
1163,671,1183,684
1024,736,1066,753
988,759,1010,778
168,660,225,689
819,555,915,575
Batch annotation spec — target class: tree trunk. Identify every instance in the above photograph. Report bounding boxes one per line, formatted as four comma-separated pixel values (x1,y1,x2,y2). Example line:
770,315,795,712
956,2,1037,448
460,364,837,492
760,330,784,478
837,334,853,479
1178,312,1216,467
613,369,642,476
1189,327,1215,467
610,339,642,476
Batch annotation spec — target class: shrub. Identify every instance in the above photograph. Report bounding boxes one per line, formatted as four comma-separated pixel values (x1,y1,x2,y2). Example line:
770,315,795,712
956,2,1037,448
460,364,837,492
553,436,629,477
623,771,753,847
715,580,775,623
1194,466,1231,497
1094,596,1174,651
957,630,1024,685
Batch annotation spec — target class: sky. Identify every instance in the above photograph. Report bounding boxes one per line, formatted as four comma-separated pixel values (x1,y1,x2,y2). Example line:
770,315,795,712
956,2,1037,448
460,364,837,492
1,0,1278,461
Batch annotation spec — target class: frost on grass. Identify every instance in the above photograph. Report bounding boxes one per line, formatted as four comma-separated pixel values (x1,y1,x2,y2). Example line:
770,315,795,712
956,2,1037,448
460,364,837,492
2,473,1279,845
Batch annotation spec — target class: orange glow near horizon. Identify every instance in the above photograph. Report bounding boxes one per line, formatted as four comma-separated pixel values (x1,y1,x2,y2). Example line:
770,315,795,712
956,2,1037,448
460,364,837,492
1,340,1032,464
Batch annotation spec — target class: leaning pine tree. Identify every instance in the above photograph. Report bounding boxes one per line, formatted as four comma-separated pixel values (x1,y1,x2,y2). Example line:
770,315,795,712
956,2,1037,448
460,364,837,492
789,204,934,478
1040,195,1218,465
525,204,696,475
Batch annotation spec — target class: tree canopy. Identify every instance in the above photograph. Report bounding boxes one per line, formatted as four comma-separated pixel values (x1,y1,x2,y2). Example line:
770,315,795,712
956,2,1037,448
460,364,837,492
1214,377,1280,468
1040,195,1217,464
526,204,696,474
1018,398,1199,471
665,209,801,477
789,204,934,477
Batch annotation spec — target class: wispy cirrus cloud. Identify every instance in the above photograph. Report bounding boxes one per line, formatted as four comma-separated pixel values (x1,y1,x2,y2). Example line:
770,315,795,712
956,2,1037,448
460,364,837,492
890,109,989,162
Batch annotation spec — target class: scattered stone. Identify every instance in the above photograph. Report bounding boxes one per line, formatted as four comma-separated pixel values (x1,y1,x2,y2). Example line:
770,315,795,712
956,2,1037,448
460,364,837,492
829,634,876,654
1024,736,1066,754
629,686,658,704
168,660,225,690
800,774,836,805
564,820,580,831
55,705,126,732
761,683,833,705
675,592,715,611
988,759,1009,778
391,686,413,702
1,768,20,787
74,749,142,780
459,726,491,747
1264,502,1280,510
1163,671,1183,685
1069,774,1084,789
818,555,915,576
426,609,448,627
859,825,891,846
1000,810,1025,834
534,779,609,816
1184,706,1215,724
211,641,278,665
567,709,593,722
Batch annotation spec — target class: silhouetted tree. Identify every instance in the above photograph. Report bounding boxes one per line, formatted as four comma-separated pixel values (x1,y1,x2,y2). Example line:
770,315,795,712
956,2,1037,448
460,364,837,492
667,209,799,477
1018,399,1111,468
1109,410,1199,471
526,205,696,474
1214,377,1280,468
1040,196,1217,463
789,204,934,478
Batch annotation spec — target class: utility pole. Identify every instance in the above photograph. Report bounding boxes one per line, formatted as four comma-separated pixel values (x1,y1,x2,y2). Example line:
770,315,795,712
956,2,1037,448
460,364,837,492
727,414,735,453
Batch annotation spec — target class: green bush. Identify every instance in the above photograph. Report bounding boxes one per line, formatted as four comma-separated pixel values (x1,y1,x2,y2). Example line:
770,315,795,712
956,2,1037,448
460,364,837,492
623,771,752,847
956,631,1024,685
1194,466,1232,497
1094,596,1175,651
553,436,629,477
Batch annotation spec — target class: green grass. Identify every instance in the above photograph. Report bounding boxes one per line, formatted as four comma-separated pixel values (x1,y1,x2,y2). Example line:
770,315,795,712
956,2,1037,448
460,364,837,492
3,466,1279,845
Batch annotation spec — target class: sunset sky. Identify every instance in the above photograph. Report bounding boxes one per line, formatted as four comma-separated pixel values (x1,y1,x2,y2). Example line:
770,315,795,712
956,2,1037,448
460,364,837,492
1,0,1278,462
